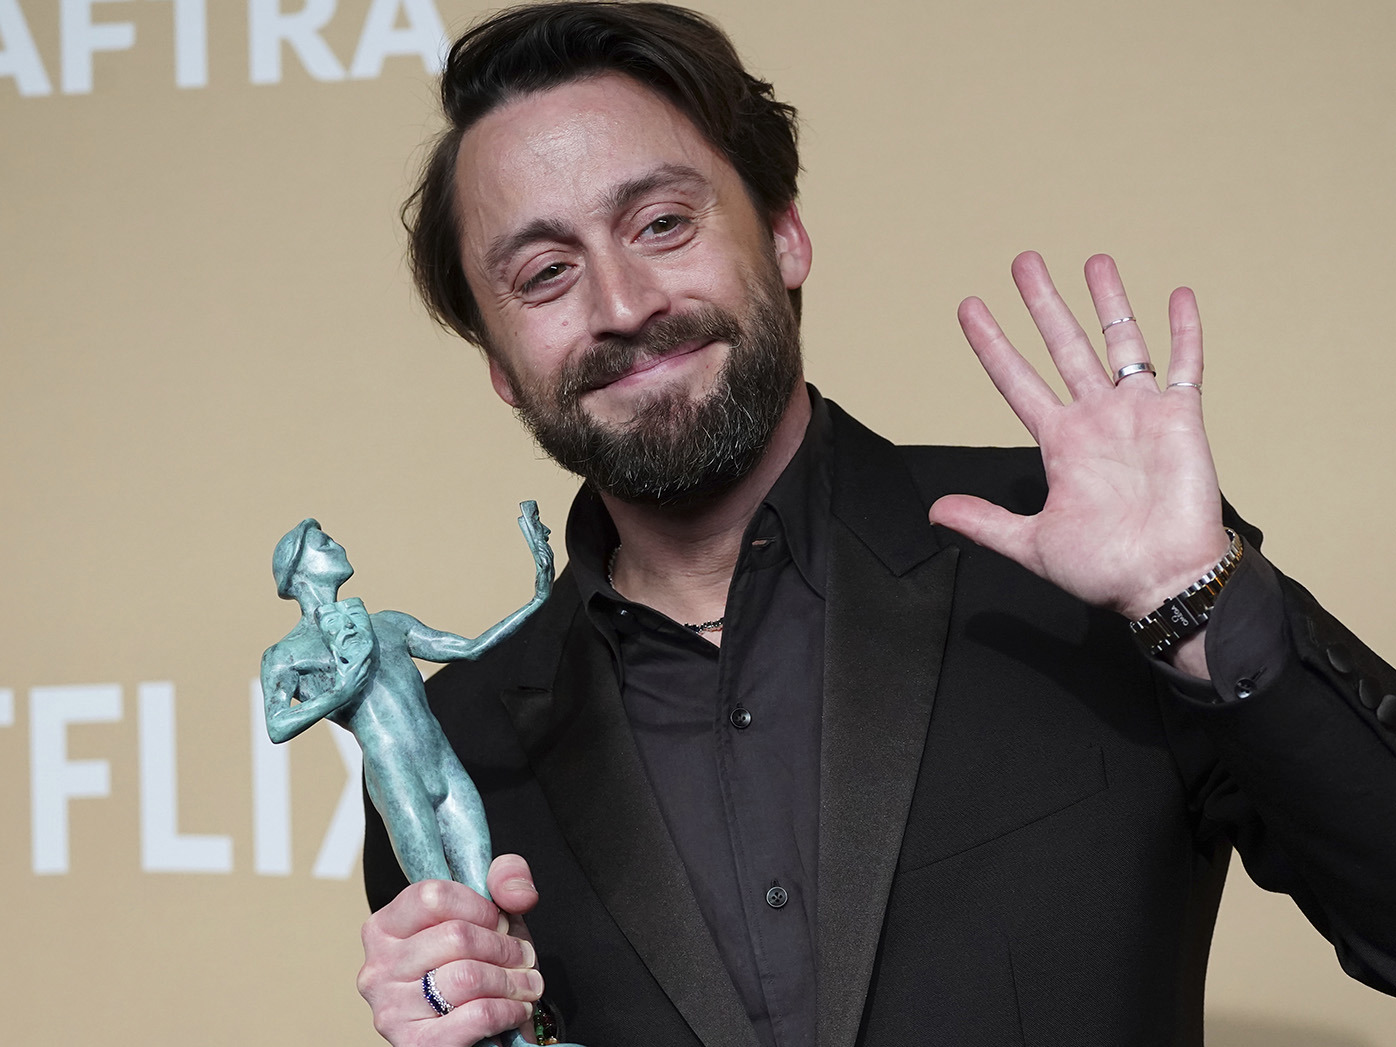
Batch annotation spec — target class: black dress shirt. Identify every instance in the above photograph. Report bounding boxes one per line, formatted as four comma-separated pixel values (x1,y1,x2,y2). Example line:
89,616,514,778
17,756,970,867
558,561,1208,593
565,395,834,1047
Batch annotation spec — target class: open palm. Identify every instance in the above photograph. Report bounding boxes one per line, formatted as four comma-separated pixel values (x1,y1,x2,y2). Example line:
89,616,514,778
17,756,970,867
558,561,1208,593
929,252,1230,623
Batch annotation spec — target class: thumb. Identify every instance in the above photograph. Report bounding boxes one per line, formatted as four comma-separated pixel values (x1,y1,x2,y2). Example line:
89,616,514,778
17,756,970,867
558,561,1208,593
928,494,1033,567
487,852,540,918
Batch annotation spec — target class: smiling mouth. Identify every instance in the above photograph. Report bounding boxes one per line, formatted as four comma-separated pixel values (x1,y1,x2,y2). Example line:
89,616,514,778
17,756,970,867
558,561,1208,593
584,339,718,393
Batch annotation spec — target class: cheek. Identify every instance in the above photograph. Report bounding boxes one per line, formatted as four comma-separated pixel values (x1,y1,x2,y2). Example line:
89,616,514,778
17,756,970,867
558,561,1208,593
657,240,751,306
495,311,586,388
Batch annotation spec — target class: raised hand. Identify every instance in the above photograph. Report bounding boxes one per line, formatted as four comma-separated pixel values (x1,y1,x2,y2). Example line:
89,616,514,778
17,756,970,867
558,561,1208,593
928,252,1231,629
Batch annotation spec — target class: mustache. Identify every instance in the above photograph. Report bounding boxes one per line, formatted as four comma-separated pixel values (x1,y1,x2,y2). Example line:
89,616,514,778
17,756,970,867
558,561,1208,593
557,307,743,401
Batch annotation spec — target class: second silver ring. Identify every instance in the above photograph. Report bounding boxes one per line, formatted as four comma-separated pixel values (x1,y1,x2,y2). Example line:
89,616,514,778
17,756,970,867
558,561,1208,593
1114,362,1157,385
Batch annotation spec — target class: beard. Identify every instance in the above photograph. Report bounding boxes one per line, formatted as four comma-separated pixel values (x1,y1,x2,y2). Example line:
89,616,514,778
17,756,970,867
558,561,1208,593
504,267,802,507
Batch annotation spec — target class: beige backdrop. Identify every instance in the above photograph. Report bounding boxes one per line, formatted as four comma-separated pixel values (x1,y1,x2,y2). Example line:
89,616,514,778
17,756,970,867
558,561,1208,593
3,1,1395,1044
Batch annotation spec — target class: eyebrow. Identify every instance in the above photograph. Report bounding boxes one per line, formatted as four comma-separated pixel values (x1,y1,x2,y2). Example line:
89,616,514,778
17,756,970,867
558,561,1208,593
600,163,709,218
484,217,574,279
484,163,711,279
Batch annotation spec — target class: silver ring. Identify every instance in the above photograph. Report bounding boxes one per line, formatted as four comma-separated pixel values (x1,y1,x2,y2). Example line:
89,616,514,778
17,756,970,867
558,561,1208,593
1101,316,1136,333
1114,362,1156,384
1167,381,1202,391
423,967,453,1016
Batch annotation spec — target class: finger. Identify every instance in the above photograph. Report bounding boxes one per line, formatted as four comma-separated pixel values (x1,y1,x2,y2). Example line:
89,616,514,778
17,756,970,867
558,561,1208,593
486,853,540,918
371,878,500,940
927,495,1035,569
435,997,537,1044
504,910,535,953
957,296,1061,441
431,955,545,1008
1010,250,1111,398
396,916,537,978
383,994,534,1045
1165,286,1204,389
362,977,534,1046
1084,254,1155,387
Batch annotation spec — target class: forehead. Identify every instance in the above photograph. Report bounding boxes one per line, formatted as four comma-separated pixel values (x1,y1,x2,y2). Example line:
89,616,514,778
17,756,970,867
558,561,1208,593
453,74,737,251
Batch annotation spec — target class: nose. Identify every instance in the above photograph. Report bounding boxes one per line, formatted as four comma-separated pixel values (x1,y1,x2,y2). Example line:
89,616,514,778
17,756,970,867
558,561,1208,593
586,245,670,341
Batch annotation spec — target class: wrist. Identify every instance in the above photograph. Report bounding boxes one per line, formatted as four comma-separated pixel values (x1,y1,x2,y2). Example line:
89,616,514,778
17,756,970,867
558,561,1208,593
1128,528,1242,659
1160,629,1210,680
1121,529,1233,622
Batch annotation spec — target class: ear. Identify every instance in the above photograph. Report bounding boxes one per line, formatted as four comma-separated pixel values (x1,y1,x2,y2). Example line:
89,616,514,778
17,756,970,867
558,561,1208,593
487,354,519,407
770,202,813,291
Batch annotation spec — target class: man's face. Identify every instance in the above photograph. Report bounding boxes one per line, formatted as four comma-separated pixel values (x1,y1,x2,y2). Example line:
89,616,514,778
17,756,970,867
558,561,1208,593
453,73,812,504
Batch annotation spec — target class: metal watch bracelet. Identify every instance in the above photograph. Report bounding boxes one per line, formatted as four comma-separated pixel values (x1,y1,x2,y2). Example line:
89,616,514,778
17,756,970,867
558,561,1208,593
1128,528,1244,658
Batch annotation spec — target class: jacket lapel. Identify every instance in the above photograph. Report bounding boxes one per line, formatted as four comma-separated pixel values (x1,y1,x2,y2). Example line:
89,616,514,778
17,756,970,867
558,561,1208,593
816,405,959,1047
500,593,761,1047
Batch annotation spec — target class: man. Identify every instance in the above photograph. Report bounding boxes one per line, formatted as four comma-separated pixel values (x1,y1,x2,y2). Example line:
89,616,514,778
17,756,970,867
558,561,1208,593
354,4,1396,1045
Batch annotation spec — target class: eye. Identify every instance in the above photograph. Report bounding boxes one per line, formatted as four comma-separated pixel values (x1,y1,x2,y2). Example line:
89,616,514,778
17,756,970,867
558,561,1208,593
520,262,570,293
645,214,687,236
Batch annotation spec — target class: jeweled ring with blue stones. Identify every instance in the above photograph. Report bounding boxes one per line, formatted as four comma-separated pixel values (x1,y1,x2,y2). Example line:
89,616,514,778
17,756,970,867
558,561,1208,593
423,967,453,1016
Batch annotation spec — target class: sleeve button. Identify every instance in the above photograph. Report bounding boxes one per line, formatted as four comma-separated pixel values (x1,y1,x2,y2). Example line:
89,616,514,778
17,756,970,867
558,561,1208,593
1359,678,1382,710
1233,677,1257,700
765,885,788,908
1326,643,1355,675
1377,695,1396,729
730,706,752,729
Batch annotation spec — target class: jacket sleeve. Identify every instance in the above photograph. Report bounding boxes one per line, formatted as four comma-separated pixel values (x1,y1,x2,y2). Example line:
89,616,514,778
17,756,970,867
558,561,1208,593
1156,542,1396,995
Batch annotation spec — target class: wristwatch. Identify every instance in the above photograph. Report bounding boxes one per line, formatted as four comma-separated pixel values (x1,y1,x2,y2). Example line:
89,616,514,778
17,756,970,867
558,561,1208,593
1128,529,1243,657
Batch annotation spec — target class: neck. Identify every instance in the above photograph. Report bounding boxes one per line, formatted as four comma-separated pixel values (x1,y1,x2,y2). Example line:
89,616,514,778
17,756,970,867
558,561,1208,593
294,581,340,617
602,382,811,634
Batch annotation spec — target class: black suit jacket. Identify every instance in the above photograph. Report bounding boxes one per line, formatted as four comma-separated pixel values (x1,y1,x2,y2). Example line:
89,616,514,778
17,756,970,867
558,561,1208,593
365,401,1396,1046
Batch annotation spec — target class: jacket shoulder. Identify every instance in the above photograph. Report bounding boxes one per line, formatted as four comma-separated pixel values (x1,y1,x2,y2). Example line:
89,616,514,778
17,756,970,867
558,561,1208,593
896,444,1048,517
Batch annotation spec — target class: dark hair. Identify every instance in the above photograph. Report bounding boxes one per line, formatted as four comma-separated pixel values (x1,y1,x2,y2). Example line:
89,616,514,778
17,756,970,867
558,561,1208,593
402,1,801,348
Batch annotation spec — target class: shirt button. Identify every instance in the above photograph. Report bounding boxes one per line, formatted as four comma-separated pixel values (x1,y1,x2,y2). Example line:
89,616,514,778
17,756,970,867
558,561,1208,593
765,885,788,908
1233,677,1257,700
730,706,752,729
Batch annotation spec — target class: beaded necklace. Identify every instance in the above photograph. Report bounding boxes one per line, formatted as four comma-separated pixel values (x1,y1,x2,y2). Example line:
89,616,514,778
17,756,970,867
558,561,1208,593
606,545,725,634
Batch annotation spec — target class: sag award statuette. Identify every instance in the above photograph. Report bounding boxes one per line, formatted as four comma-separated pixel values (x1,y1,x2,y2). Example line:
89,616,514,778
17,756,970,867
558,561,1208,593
260,502,583,1047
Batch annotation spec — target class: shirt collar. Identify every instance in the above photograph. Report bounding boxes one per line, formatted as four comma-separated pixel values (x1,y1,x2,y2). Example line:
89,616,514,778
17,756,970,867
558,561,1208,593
565,384,834,611
754,385,831,598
